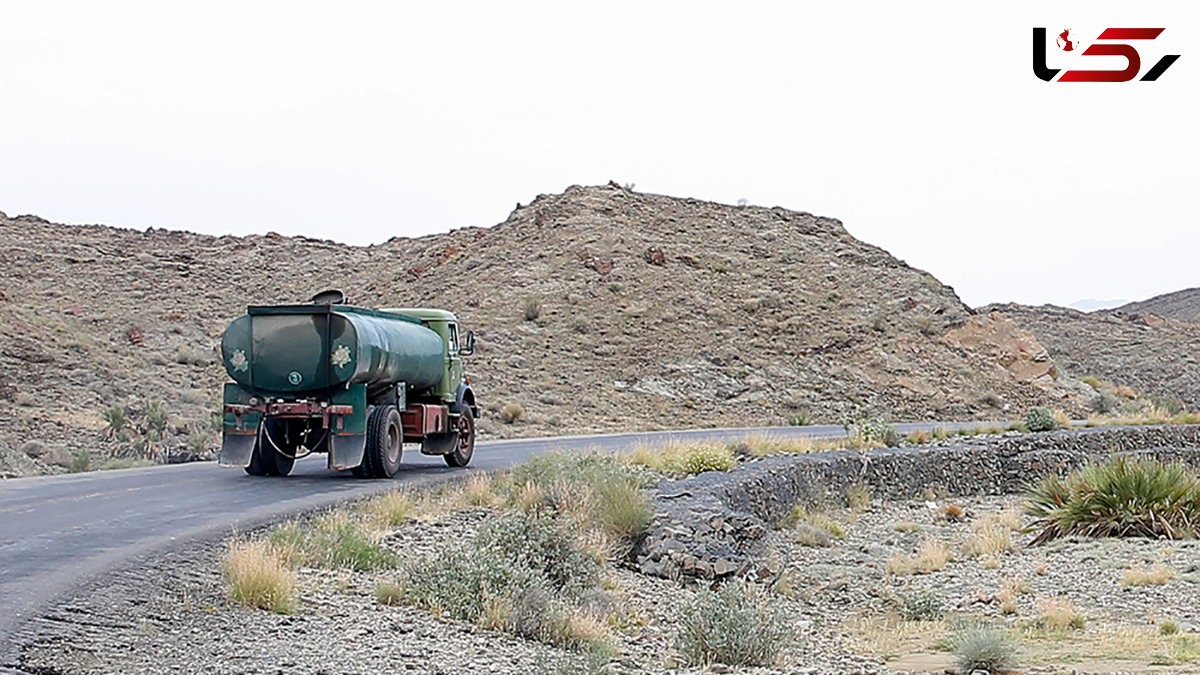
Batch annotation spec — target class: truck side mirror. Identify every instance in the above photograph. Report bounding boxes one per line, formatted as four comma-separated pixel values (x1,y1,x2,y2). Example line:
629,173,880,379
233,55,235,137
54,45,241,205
460,331,475,355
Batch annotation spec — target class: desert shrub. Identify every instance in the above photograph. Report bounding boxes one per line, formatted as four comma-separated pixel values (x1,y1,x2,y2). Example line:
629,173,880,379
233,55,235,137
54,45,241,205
783,506,845,547
103,405,127,434
1035,597,1086,631
1161,620,1181,636
367,490,415,526
500,402,524,423
843,409,900,447
143,400,168,434
69,450,91,473
1024,406,1057,432
375,580,404,605
786,411,813,426
675,578,791,667
1025,456,1200,543
223,540,296,613
626,441,734,475
399,521,612,652
475,512,601,593
900,590,944,621
503,452,654,554
522,296,542,321
962,510,1021,558
846,484,872,512
185,430,208,455
305,513,397,571
1091,392,1121,415
950,624,1019,673
885,538,952,575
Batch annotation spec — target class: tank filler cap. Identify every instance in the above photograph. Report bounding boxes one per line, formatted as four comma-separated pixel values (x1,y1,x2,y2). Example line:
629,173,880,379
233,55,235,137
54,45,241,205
311,289,346,305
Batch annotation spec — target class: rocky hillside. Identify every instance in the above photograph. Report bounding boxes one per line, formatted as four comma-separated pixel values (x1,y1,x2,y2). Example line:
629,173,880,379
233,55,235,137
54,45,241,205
0,185,1085,475
1115,287,1200,324
985,303,1200,410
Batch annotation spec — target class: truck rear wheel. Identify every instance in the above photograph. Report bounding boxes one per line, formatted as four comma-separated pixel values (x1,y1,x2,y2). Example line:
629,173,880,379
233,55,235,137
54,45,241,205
246,419,296,477
443,411,475,467
360,405,403,478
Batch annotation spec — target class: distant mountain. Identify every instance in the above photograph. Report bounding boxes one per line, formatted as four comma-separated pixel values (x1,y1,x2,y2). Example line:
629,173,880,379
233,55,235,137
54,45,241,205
1068,298,1129,312
0,184,1085,476
985,302,1200,409
1115,288,1200,324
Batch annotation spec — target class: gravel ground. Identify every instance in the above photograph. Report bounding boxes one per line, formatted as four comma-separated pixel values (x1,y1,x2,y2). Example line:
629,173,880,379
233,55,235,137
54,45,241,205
17,492,1200,674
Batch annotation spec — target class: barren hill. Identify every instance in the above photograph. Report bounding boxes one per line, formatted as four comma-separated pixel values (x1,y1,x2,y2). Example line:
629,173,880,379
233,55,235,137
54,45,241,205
985,303,1200,410
1114,287,1200,324
0,185,1084,475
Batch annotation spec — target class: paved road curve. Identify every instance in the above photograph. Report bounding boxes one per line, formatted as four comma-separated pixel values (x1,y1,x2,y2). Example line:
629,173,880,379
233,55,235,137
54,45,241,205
0,421,996,667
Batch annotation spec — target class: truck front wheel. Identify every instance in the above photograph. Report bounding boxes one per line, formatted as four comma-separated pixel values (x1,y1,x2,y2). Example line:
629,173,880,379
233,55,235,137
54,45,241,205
443,411,475,467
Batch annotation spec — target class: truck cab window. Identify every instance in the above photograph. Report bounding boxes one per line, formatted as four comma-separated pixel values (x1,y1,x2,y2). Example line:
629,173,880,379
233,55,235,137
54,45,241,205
448,324,459,353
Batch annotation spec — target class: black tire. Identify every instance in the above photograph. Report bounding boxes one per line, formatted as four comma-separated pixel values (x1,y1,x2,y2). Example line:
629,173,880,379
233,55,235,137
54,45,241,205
246,419,297,477
244,428,269,476
361,405,403,479
443,410,475,467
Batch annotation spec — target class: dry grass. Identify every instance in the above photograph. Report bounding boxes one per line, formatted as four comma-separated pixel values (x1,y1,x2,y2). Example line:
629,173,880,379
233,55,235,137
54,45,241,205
500,402,524,423
366,490,416,527
996,578,1032,615
1051,409,1072,428
462,472,500,506
846,484,871,512
905,429,929,444
962,509,1021,558
784,506,846,547
1122,564,1174,587
841,615,949,660
885,538,952,575
1035,597,1086,631
1016,622,1200,667
374,580,404,605
223,540,296,613
622,441,735,474
937,502,965,522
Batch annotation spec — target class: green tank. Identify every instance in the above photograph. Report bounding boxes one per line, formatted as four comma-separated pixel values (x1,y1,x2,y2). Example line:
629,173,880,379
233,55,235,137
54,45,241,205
220,304,444,397
219,291,479,478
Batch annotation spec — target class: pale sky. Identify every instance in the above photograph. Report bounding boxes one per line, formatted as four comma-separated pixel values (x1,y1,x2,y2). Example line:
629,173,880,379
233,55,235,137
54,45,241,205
1,2,1196,308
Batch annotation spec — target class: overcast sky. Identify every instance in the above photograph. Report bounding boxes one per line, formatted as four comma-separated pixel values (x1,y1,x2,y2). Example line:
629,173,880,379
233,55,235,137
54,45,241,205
1,2,1196,308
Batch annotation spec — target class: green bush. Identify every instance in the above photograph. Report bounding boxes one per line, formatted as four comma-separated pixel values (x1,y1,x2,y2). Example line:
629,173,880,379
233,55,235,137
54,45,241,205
399,515,611,652
475,512,600,593
504,453,654,552
900,590,944,621
1025,456,1200,543
675,578,791,667
674,444,736,474
69,450,91,473
304,515,397,571
103,405,127,434
1091,392,1120,415
950,625,1019,673
1024,406,1057,432
842,409,900,447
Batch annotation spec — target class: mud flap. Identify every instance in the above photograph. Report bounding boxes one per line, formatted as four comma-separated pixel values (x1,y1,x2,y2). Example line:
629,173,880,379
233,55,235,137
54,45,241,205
328,433,367,470
219,430,257,468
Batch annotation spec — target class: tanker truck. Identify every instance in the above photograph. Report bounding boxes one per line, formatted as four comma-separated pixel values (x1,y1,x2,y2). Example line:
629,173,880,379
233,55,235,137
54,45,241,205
218,290,479,477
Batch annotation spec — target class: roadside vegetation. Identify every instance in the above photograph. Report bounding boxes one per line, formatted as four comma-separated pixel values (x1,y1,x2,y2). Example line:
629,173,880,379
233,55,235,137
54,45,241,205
216,409,1200,671
1025,455,1200,543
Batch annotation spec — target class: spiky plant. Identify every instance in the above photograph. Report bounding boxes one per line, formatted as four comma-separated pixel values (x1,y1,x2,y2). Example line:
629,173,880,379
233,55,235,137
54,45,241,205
1025,456,1200,544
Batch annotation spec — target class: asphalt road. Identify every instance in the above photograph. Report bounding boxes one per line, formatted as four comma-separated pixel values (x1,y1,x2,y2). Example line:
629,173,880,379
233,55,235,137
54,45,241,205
0,421,997,668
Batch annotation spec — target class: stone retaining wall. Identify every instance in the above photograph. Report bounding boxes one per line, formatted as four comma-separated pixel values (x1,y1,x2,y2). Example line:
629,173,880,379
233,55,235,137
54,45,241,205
634,425,1200,580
